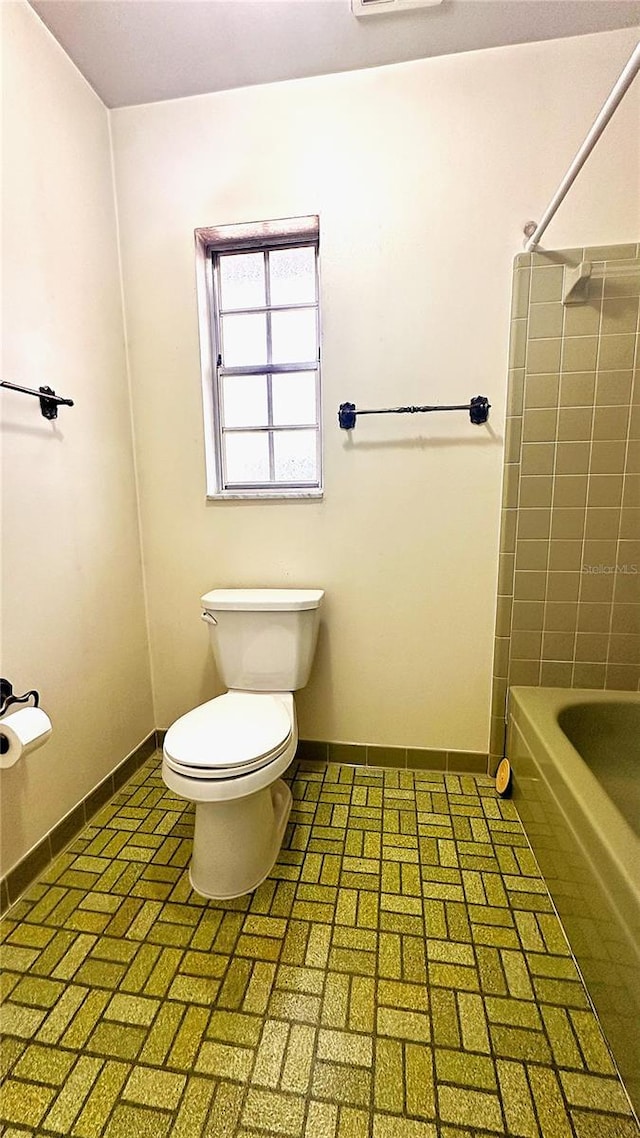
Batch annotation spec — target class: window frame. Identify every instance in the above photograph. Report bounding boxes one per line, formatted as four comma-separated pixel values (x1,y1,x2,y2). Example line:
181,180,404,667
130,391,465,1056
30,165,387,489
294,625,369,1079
194,217,322,500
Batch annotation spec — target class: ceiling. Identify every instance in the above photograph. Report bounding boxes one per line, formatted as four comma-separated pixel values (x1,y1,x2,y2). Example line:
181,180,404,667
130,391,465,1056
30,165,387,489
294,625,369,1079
30,0,640,109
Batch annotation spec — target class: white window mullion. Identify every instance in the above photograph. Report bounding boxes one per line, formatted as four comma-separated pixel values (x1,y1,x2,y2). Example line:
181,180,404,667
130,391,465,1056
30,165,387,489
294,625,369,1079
212,254,227,494
264,249,275,482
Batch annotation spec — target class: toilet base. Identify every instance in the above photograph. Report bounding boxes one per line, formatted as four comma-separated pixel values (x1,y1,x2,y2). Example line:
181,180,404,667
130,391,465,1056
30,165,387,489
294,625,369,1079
189,779,292,900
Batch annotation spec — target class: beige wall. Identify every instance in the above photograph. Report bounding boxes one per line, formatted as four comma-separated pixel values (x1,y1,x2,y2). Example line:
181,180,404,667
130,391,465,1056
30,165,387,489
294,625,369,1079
0,2,154,875
111,28,640,752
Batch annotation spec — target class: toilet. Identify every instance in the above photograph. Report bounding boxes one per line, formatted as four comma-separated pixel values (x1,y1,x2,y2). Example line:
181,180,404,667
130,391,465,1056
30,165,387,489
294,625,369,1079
162,588,324,899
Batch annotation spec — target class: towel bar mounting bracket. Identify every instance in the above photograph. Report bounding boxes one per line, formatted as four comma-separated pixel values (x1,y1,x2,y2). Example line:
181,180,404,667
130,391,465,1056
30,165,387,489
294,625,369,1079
39,386,66,420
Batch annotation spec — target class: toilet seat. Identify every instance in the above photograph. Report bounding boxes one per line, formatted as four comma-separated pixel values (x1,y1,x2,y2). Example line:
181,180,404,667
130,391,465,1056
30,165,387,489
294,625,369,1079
163,691,292,780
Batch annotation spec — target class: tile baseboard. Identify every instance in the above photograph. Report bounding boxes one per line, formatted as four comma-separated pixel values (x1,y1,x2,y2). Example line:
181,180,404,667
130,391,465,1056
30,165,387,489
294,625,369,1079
0,730,159,914
297,739,489,775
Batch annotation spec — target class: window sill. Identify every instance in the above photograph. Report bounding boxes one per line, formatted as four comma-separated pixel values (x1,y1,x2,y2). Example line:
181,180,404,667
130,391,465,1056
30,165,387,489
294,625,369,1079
207,488,324,502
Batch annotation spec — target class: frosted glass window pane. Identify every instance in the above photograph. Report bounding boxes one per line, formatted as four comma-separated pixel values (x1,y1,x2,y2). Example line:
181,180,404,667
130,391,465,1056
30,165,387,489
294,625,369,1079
272,372,317,426
271,309,317,364
269,247,316,306
224,432,270,484
273,430,317,483
222,375,268,428
219,252,265,310
222,313,267,366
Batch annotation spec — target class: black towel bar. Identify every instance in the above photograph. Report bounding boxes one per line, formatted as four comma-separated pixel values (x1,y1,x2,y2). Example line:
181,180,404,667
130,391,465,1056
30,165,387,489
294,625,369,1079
1,380,74,420
338,395,490,430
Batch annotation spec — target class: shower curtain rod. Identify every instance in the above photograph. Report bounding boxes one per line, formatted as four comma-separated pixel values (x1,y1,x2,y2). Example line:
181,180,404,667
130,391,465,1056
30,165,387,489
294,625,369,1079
524,40,640,251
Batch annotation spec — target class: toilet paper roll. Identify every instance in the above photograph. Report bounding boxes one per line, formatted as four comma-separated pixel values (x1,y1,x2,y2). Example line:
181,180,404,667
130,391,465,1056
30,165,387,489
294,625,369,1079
0,707,52,770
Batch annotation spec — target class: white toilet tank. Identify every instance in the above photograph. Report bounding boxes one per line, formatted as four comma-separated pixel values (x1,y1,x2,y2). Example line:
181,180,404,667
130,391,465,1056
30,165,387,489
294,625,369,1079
201,588,324,692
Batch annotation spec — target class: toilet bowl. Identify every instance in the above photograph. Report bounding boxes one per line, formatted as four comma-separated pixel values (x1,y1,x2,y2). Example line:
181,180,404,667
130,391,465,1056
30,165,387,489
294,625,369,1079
161,585,323,900
162,691,297,899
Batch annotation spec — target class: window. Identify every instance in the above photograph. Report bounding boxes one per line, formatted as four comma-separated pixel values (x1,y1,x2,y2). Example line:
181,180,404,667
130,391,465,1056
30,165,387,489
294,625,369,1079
195,217,322,498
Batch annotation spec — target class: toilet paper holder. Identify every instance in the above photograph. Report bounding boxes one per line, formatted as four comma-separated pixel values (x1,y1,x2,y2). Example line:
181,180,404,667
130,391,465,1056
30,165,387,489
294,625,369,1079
0,677,40,718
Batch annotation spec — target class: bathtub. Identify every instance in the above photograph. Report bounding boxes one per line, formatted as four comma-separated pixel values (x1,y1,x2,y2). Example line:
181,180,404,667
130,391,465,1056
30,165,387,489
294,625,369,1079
507,687,640,1113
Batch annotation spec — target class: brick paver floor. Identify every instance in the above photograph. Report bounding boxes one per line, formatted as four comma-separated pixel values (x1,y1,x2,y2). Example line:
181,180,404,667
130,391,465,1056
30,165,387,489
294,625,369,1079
0,756,637,1136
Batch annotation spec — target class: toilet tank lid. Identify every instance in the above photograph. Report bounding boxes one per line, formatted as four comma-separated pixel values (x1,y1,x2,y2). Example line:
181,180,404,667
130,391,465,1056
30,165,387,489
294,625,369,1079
201,588,324,612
